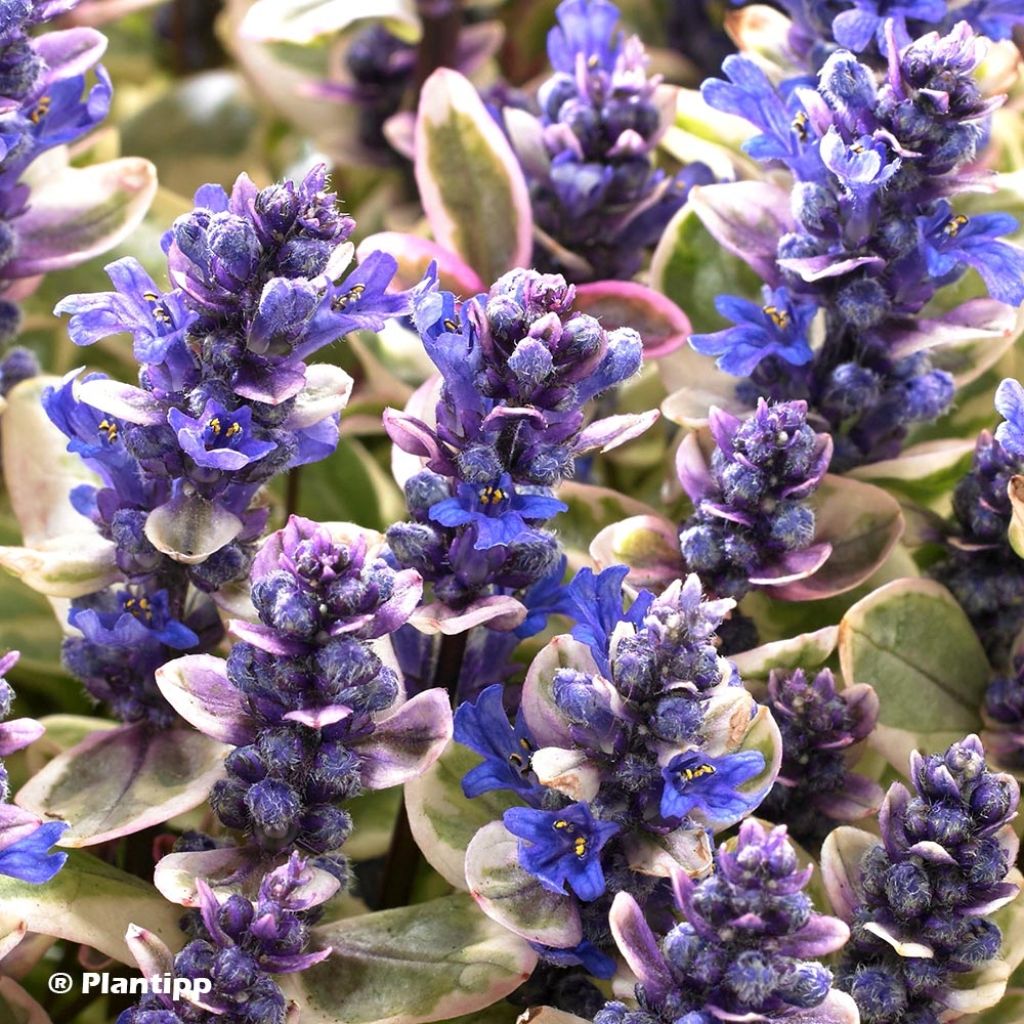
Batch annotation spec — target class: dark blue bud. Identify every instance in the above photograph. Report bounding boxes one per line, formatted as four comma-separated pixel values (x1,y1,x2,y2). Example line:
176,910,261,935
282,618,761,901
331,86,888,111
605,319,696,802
0,300,22,345
848,967,908,1024
306,742,363,802
538,72,578,122
212,946,260,994
299,804,352,853
836,278,889,329
256,729,307,780
225,745,267,783
254,183,298,236
970,777,1013,825
315,637,382,692
926,801,972,846
387,522,445,572
884,861,932,920
769,502,815,550
778,962,830,1008
904,370,954,423
720,462,765,506
484,295,525,339
680,523,724,571
276,237,331,277
456,445,504,484
210,779,250,829
792,182,839,235
208,214,261,285
650,694,703,743
0,679,12,719
952,916,1001,967
217,894,254,939
403,471,451,517
823,363,880,417
245,779,301,842
560,315,605,365
508,338,555,386
252,571,321,637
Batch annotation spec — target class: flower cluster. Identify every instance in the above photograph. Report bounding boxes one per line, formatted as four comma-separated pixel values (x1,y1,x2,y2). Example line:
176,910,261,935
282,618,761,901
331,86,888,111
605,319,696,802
119,853,336,1024
832,735,1019,1024
385,266,647,634
596,820,851,1024
44,168,406,724
459,569,775,974
678,400,832,601
932,378,1024,665
697,20,1024,466
984,655,1024,770
511,0,710,281
760,668,882,846
0,650,67,884
0,0,113,342
160,516,450,867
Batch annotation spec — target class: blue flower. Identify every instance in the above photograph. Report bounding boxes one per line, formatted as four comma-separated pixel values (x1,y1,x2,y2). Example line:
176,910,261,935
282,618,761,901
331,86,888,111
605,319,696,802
995,378,1024,460
546,0,622,74
454,684,543,801
0,821,68,884
690,288,817,377
563,565,653,675
428,475,567,550
660,749,766,823
69,589,198,651
503,802,619,901
820,128,900,199
529,938,616,979
167,400,277,472
952,0,1024,40
832,0,945,52
515,555,574,639
920,205,1024,308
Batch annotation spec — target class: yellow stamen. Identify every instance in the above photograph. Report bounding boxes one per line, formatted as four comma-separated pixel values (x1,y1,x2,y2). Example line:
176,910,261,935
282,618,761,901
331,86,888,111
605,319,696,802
29,96,51,124
207,417,221,436
681,764,716,783
573,836,588,857
225,421,242,439
553,819,570,830
762,305,790,330
945,214,969,237
791,111,809,141
478,485,506,506
97,419,118,442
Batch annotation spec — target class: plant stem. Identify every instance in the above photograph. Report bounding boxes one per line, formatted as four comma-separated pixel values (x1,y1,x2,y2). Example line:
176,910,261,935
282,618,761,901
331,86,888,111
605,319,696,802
377,629,469,908
285,466,303,519
413,0,464,92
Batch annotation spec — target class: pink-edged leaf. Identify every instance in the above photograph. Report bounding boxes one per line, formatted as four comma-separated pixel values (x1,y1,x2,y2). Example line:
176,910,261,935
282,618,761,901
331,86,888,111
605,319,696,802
0,850,185,966
0,533,118,599
283,706,352,729
282,364,354,430
730,626,838,680
589,514,685,589
0,718,44,757
155,654,256,746
573,281,691,357
74,377,165,425
778,253,885,281
281,891,536,1024
465,821,582,947
609,892,674,1001
409,595,526,635
820,826,882,921
769,475,903,600
572,411,659,454
6,157,157,276
888,298,1023,386
356,233,485,296
124,924,175,983
415,68,532,283
1008,475,1024,560
521,636,600,748
748,542,833,586
687,180,793,285
145,492,243,566
354,689,453,789
530,747,601,803
228,619,307,656
153,846,251,906
15,723,228,847
623,827,713,880
675,427,715,501
776,915,850,958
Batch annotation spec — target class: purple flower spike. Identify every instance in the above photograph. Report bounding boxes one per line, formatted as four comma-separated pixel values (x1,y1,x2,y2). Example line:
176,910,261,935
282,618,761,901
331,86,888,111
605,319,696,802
598,820,848,1023
761,669,883,843
833,735,1020,1024
678,398,832,601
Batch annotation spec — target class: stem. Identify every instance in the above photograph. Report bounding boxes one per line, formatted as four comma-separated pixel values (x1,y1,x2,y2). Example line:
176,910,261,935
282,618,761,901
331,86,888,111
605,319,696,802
170,0,189,77
285,466,303,519
377,630,469,908
413,0,464,92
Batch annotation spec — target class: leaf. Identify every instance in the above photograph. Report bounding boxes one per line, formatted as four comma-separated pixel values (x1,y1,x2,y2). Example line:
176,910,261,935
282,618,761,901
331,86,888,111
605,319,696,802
415,69,532,285
240,0,420,44
572,282,691,358
0,977,49,1024
730,627,838,682
280,892,537,1024
145,492,243,565
589,513,685,589
650,199,763,336
356,233,485,296
7,156,157,277
0,850,184,965
770,475,905,601
847,439,976,512
838,578,990,770
555,482,663,568
0,534,119,598
1009,476,1024,560
16,722,228,847
464,821,581,948
405,741,523,890
819,825,882,922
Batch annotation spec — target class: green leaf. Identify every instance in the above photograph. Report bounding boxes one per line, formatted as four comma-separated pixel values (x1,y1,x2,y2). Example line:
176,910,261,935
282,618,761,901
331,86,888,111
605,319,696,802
415,69,532,285
838,578,989,771
16,723,228,847
405,741,522,890
0,978,48,1024
1008,476,1024,560
650,200,762,334
281,892,536,1024
555,481,664,568
731,627,838,685
240,0,420,44
848,439,975,513
0,850,184,965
